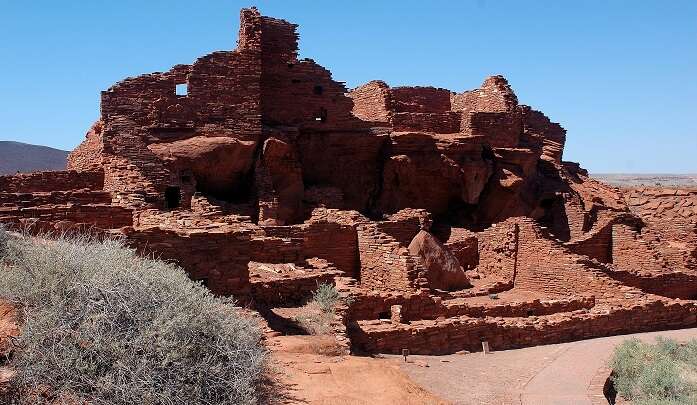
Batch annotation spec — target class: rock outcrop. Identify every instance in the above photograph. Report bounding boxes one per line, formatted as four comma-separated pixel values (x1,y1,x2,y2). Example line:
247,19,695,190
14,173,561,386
408,230,470,290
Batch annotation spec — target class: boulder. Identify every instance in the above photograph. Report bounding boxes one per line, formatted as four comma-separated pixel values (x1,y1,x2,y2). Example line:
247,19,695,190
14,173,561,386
148,136,257,200
408,230,471,290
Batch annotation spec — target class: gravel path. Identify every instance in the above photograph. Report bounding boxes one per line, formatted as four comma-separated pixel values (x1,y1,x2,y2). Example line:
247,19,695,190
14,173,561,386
395,327,697,404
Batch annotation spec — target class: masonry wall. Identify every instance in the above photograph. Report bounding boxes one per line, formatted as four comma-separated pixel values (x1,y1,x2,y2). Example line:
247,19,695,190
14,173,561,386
0,205,133,231
303,220,359,276
250,270,340,306
444,227,479,270
124,226,253,297
352,299,697,355
475,220,518,282
0,190,111,207
0,170,104,193
514,219,620,297
259,213,359,277
392,112,461,133
390,87,451,113
348,80,391,123
68,121,105,172
356,222,426,291
375,208,431,246
450,75,518,114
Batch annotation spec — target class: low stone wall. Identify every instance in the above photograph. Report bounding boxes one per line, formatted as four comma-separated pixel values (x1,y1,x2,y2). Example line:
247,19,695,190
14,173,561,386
443,296,596,318
124,226,253,297
0,170,104,192
601,268,697,300
0,190,112,207
250,235,304,264
348,291,595,323
0,204,133,231
348,291,443,322
351,299,697,354
250,270,341,306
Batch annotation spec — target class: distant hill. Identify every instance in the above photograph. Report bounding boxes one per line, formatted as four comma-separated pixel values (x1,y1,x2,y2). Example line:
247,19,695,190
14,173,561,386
593,173,697,188
0,141,68,175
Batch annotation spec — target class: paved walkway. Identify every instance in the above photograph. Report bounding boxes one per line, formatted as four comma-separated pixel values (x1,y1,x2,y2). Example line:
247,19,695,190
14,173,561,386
395,327,697,405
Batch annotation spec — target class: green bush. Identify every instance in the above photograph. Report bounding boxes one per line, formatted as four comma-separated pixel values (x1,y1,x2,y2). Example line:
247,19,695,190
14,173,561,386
609,337,697,404
312,283,340,314
293,283,340,336
0,228,268,405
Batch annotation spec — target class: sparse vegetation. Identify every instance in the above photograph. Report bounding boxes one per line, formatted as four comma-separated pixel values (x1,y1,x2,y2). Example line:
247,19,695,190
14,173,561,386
312,283,340,313
609,337,697,404
0,227,268,405
294,283,340,336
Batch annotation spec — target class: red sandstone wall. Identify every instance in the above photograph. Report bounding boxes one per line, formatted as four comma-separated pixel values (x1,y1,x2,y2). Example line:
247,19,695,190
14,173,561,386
390,87,451,113
357,222,426,292
0,170,104,193
352,299,697,355
0,190,111,207
391,112,461,133
444,227,479,270
476,220,518,282
124,226,253,297
0,205,133,232
302,221,359,277
348,80,391,123
450,75,518,114
68,121,105,172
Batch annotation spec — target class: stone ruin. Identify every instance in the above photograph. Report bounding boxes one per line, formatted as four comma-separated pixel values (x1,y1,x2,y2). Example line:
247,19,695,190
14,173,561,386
1,8,696,354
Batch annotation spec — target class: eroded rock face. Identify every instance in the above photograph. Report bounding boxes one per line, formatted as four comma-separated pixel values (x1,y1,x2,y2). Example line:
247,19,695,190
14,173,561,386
148,136,257,201
408,230,470,290
256,137,304,225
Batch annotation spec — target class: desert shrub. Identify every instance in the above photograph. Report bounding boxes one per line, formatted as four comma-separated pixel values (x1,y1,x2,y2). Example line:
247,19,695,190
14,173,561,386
610,337,697,404
294,303,334,336
0,230,267,405
294,283,339,336
312,283,340,313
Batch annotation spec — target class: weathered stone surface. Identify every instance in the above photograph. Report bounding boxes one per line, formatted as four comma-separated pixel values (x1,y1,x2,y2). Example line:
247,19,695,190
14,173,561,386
408,230,470,290
148,136,257,201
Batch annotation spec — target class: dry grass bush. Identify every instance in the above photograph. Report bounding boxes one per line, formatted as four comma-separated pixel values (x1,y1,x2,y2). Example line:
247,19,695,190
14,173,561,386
0,226,268,405
610,337,697,404
294,283,340,336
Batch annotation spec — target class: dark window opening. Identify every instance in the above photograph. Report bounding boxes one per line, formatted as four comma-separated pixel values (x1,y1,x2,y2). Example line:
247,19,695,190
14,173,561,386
175,83,188,96
314,107,328,122
526,309,534,317
540,198,555,209
181,175,191,183
292,79,301,84
377,311,391,320
164,186,181,209
313,85,324,95
287,63,294,69
481,146,495,161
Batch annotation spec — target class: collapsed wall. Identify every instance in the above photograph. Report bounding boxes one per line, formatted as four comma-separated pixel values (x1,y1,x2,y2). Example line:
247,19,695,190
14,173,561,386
2,7,695,355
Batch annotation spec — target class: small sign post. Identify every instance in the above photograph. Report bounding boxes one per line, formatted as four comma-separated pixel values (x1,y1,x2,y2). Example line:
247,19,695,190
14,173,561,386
402,348,410,362
482,340,490,355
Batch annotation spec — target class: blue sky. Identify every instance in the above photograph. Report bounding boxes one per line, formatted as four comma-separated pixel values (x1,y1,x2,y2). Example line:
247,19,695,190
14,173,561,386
1,1,695,173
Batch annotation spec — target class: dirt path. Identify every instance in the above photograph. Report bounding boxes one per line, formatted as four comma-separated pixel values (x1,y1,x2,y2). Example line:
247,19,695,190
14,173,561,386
268,335,447,404
395,327,697,405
